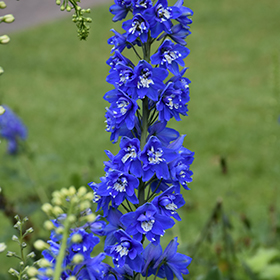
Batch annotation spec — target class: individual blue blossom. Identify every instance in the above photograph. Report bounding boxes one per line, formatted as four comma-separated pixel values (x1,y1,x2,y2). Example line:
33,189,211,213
113,137,143,177
158,23,191,46
104,89,138,131
106,63,135,90
108,29,129,53
105,229,144,272
132,0,153,13
148,121,180,146
151,186,185,221
103,207,125,247
156,82,189,122
0,105,27,154
174,0,193,28
127,60,169,101
122,14,150,43
120,202,175,244
110,0,132,22
96,169,139,211
169,146,194,191
153,237,192,280
169,67,191,95
107,50,134,73
143,0,182,38
142,243,165,278
150,39,190,75
139,135,179,181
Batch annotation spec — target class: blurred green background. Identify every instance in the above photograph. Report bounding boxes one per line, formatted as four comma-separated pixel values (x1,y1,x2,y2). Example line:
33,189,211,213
0,0,279,279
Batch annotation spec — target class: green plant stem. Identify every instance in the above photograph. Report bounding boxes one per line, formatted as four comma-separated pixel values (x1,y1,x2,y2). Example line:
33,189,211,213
53,201,74,280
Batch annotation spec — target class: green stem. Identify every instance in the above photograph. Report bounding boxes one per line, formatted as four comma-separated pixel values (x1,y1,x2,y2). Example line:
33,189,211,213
53,201,74,280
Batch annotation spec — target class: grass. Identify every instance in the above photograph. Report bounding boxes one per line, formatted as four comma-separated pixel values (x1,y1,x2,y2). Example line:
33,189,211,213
0,0,280,278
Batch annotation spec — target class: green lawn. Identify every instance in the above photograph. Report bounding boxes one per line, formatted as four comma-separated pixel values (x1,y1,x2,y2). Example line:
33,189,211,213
0,0,280,278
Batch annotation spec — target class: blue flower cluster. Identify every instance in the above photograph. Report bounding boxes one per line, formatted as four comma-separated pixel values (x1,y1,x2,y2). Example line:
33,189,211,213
0,105,27,154
89,0,194,279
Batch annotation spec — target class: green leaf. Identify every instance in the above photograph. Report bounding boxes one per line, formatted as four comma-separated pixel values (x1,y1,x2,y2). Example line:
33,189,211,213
204,266,223,280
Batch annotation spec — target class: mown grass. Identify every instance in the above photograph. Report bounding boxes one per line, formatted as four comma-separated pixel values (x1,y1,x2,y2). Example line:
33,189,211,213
0,0,280,278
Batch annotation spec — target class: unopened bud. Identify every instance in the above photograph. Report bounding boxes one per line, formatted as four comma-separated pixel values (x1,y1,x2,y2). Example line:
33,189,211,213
60,188,69,196
60,5,65,11
6,251,15,257
52,197,62,206
34,240,48,251
84,192,94,201
45,268,53,277
55,226,64,234
68,214,76,223
71,233,82,243
86,213,96,222
0,1,6,9
0,67,3,75
3,14,14,23
27,252,36,258
0,35,10,44
41,203,53,214
66,5,71,12
27,267,38,277
12,235,19,242
79,200,90,211
72,253,84,264
77,186,87,197
68,276,77,280
21,242,27,248
25,227,34,234
44,220,54,230
39,258,51,268
8,268,19,277
86,17,92,23
0,106,5,115
52,206,64,216
0,242,7,252
56,0,61,5
23,217,29,222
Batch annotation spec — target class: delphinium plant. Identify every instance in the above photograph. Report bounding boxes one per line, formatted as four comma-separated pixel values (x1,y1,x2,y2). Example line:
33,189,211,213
88,0,194,279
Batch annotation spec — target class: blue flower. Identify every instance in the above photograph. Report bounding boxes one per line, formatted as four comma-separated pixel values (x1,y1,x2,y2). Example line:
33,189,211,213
105,229,144,272
139,136,179,181
113,137,143,177
151,186,185,221
110,0,132,22
174,0,193,28
150,39,190,75
120,202,175,244
122,14,150,43
156,82,189,122
97,169,139,211
108,29,129,53
127,60,168,101
104,89,138,131
0,105,27,154
153,237,192,280
132,0,153,13
107,50,134,73
143,0,182,38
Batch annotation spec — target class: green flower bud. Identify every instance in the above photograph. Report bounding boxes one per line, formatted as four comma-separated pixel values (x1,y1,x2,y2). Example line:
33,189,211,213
68,186,76,196
56,0,61,5
0,1,6,9
55,226,64,234
66,5,71,12
8,268,19,277
12,235,19,242
77,186,87,197
79,200,90,211
0,106,5,115
52,196,62,205
34,240,48,251
60,5,65,11
23,217,29,222
25,227,34,234
68,214,76,223
27,251,36,258
71,233,82,243
0,242,7,252
86,18,92,23
0,34,10,44
86,8,91,13
68,277,77,280
6,251,15,257
72,253,84,264
27,267,38,277
38,258,51,268
52,206,64,216
45,268,53,277
41,203,53,214
21,242,27,248
86,213,96,222
3,14,14,23
0,67,4,75
44,220,54,230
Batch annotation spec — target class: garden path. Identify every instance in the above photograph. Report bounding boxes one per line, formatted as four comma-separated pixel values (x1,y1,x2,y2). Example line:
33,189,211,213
1,0,111,34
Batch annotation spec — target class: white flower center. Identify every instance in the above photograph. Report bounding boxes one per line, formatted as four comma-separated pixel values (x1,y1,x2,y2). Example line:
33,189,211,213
162,51,181,64
117,100,129,115
115,245,129,257
148,146,164,164
165,202,177,211
129,20,147,34
122,145,137,163
157,5,171,21
141,219,155,232
113,177,128,192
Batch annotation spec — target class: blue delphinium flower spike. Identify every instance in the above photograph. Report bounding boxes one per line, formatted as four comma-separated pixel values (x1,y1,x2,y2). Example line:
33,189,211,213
0,105,27,154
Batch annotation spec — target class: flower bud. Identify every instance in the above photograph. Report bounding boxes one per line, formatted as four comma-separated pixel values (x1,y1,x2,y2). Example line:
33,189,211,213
41,203,53,214
68,214,76,223
71,233,82,243
79,200,90,211
8,268,19,277
52,196,62,206
84,192,94,201
12,235,19,242
0,67,3,75
27,251,36,258
68,277,77,280
25,227,34,234
44,220,54,230
77,186,87,197
21,242,27,248
56,0,61,5
0,1,6,9
3,14,14,23
45,268,53,277
34,240,48,251
0,35,10,44
66,5,71,12
86,213,96,222
0,242,7,252
52,206,64,216
27,267,38,277
72,253,84,264
6,251,15,257
60,5,65,11
60,187,69,196
0,106,5,115
38,258,51,268
55,226,64,234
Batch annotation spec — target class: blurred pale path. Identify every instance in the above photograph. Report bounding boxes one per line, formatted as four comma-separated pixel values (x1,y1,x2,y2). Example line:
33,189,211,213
0,0,111,33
